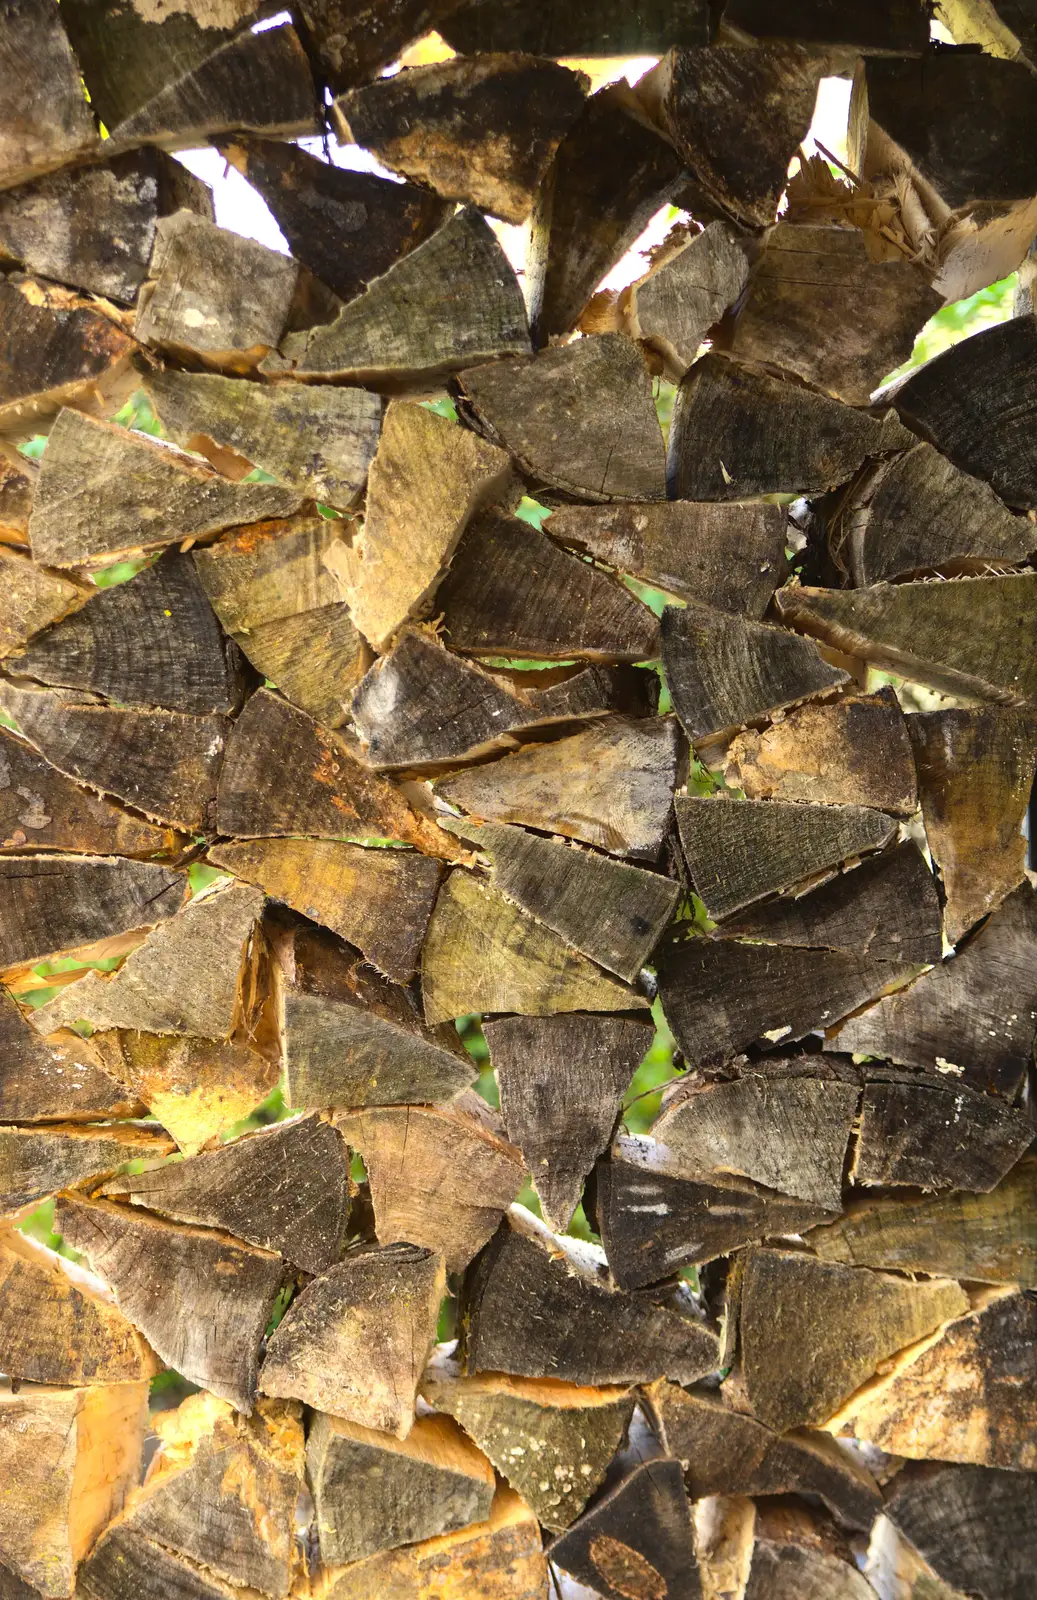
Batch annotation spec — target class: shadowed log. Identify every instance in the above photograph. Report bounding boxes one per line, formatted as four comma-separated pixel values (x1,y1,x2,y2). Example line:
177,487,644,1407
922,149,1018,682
294,0,469,92
0,854,184,970
620,221,749,379
0,0,97,193
743,1500,879,1600
884,1461,1037,1600
726,0,929,48
549,1459,701,1600
0,1122,172,1216
852,1076,1033,1192
0,452,34,547
0,276,137,440
91,1030,279,1155
442,0,716,55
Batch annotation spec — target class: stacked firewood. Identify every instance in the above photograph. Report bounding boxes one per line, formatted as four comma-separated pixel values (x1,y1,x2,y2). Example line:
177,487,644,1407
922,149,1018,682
1,1,1036,1597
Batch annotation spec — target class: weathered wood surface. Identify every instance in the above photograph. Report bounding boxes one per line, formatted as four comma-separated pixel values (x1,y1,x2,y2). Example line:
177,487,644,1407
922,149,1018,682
460,1206,721,1386
740,1247,968,1433
294,0,468,93
421,869,646,1024
457,818,679,981
731,223,940,405
0,853,183,970
0,683,228,833
653,1068,859,1211
0,1121,172,1215
437,716,680,859
720,686,918,813
908,707,1037,943
55,1194,285,1412
325,400,512,652
260,1243,445,1438
852,1077,1033,1192
28,409,301,570
439,509,660,663
221,138,449,305
0,148,212,305
92,1029,278,1155
308,1409,495,1566
621,221,749,379
546,500,788,614
743,1507,878,1600
548,1458,701,1600
831,881,1037,1096
527,80,687,346
662,601,849,744
32,880,265,1040
276,919,475,1112
457,332,667,501
0,1226,157,1385
103,1114,349,1274
775,574,1037,706
675,795,896,922
422,1354,635,1532
0,549,90,661
145,369,382,510
0,0,97,193
0,1379,147,1598
0,275,137,440
271,207,531,385
442,0,716,55
337,1102,525,1273
7,551,245,715
884,1461,1037,1600
72,1524,254,1600
335,56,588,225
210,837,440,984
668,354,914,500
809,1155,1037,1285
936,0,1037,62
0,988,143,1125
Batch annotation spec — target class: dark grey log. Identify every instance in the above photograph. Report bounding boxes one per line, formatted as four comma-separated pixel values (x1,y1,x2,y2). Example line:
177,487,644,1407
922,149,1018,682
548,1460,702,1600
885,1462,1037,1600
853,1077,1034,1193
442,1,716,55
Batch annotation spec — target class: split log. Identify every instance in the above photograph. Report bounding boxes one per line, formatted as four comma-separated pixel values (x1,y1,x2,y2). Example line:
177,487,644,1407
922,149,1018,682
620,221,750,379
0,1122,172,1216
145,369,382,510
852,1077,1033,1193
209,837,440,984
0,275,138,441
260,1242,445,1438
293,0,468,93
0,0,97,193
103,1114,349,1274
722,841,943,966
336,1102,525,1272
739,1246,968,1433
28,409,301,570
644,46,828,230
720,686,918,814
457,332,667,502
0,549,90,661
0,149,212,306
527,80,687,346
675,795,896,923
908,707,1037,944
422,1354,635,1532
884,1461,1037,1600
441,0,716,55
0,988,143,1124
0,853,183,970
270,207,531,386
725,0,929,49
775,574,1037,706
0,1379,147,1598
436,716,680,859
595,1136,832,1289
831,1286,1037,1470
221,138,449,305
830,881,1037,1097
742,1500,878,1600
55,1193,285,1412
91,1030,279,1155
656,931,917,1073
460,1206,721,1386
308,1409,495,1565
667,354,914,501
457,819,679,981
113,1391,304,1598
216,688,455,857
662,600,849,745
0,683,228,833
32,880,265,1041
420,869,646,1024
0,1225,157,1385
194,516,369,729
808,1155,1037,1286
135,211,331,375
546,501,788,615
8,550,245,715
730,224,939,405
0,451,33,547
892,314,1037,509
548,1458,700,1600
76,1525,270,1600
323,400,513,652
652,1068,859,1211
334,56,589,226
310,1485,548,1600
830,441,1036,586
935,0,1037,61
275,920,476,1112
438,510,660,663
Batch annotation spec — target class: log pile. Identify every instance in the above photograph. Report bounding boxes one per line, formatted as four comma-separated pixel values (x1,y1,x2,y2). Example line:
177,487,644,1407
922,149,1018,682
0,3,1035,1597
